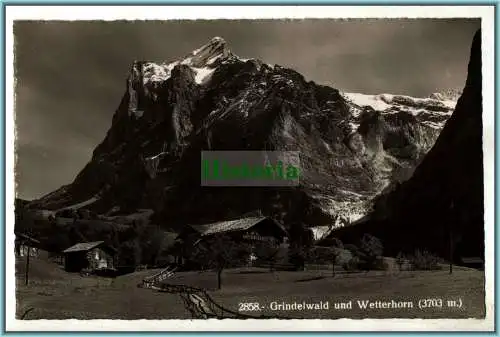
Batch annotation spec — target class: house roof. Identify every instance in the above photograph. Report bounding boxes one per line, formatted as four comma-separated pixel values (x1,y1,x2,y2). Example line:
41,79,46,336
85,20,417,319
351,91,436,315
461,257,484,264
189,216,286,237
15,232,41,244
62,241,104,253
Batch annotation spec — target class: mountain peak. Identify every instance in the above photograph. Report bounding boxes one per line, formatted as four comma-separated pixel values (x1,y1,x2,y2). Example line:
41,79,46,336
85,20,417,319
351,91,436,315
127,36,233,91
208,36,226,45
125,37,234,117
429,88,463,102
184,36,232,68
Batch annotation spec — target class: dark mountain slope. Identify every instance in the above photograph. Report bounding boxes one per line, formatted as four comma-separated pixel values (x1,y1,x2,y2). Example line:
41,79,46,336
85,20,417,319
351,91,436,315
334,29,484,260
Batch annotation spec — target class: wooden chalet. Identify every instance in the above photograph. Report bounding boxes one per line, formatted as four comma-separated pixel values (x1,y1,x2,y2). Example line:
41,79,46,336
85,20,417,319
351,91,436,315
181,216,288,245
62,241,117,273
174,216,288,269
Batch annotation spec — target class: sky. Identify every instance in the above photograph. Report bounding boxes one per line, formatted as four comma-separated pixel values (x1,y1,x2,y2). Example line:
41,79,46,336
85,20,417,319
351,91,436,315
14,19,480,200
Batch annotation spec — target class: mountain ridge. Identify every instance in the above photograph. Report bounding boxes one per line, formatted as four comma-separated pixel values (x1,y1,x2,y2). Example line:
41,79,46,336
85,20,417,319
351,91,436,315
26,36,457,233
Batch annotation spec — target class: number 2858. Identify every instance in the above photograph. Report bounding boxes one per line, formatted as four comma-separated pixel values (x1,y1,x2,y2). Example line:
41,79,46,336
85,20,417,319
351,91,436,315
238,302,262,311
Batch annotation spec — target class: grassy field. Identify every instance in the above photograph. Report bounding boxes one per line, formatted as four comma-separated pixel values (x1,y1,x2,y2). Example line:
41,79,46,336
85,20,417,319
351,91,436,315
16,258,485,319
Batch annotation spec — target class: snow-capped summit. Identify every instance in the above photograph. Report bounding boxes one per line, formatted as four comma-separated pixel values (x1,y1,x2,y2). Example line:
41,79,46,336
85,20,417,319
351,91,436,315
429,88,463,102
131,36,233,86
183,36,233,68
342,92,457,130
127,37,237,117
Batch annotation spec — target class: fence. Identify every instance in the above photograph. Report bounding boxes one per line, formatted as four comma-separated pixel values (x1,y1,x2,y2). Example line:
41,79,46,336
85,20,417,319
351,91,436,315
141,265,178,288
139,264,288,319
151,283,288,319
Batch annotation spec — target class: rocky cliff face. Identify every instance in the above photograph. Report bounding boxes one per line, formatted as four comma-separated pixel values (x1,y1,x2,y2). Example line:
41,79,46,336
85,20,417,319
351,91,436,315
335,30,484,259
28,37,457,232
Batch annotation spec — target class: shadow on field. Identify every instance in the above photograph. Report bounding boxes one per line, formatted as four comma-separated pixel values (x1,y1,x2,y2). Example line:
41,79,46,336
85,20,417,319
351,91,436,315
234,270,269,275
295,276,326,283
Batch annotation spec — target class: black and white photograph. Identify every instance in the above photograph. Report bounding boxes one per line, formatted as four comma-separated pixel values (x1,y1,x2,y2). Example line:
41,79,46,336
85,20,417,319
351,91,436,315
6,6,495,331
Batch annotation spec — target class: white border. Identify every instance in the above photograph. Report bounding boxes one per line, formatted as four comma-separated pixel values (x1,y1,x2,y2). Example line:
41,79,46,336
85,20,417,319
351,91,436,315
5,5,495,332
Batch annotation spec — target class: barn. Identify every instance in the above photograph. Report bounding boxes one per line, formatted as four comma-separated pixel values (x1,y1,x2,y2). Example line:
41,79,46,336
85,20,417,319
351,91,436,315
184,216,288,245
174,216,288,269
62,241,116,273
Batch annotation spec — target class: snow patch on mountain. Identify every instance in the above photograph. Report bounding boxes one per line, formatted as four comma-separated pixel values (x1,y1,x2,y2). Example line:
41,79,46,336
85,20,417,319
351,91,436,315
143,151,168,179
429,88,462,102
143,62,178,84
310,225,335,241
348,122,360,133
342,92,457,131
343,93,392,112
139,61,182,84
312,194,370,227
59,196,100,211
140,62,215,86
343,92,456,113
193,67,216,84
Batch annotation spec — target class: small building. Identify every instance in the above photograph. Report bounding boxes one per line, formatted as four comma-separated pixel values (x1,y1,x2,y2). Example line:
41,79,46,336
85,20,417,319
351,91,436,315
62,241,117,273
460,257,484,270
175,216,288,269
48,251,65,265
15,232,40,258
184,216,288,245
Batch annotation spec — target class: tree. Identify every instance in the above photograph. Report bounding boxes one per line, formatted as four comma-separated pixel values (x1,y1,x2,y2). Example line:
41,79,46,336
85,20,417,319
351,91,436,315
408,250,440,271
448,201,455,275
330,248,340,277
396,252,405,272
22,228,37,286
192,234,250,290
321,237,344,249
138,225,165,267
253,241,280,272
118,239,142,268
68,221,87,244
358,234,383,271
288,222,313,271
343,244,361,271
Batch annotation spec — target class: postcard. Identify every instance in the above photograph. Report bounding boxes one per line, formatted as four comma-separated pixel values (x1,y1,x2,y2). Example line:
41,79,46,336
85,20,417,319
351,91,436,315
5,5,495,332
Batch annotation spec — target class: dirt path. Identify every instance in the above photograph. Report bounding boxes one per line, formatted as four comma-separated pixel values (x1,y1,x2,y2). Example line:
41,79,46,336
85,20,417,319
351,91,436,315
141,268,283,319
